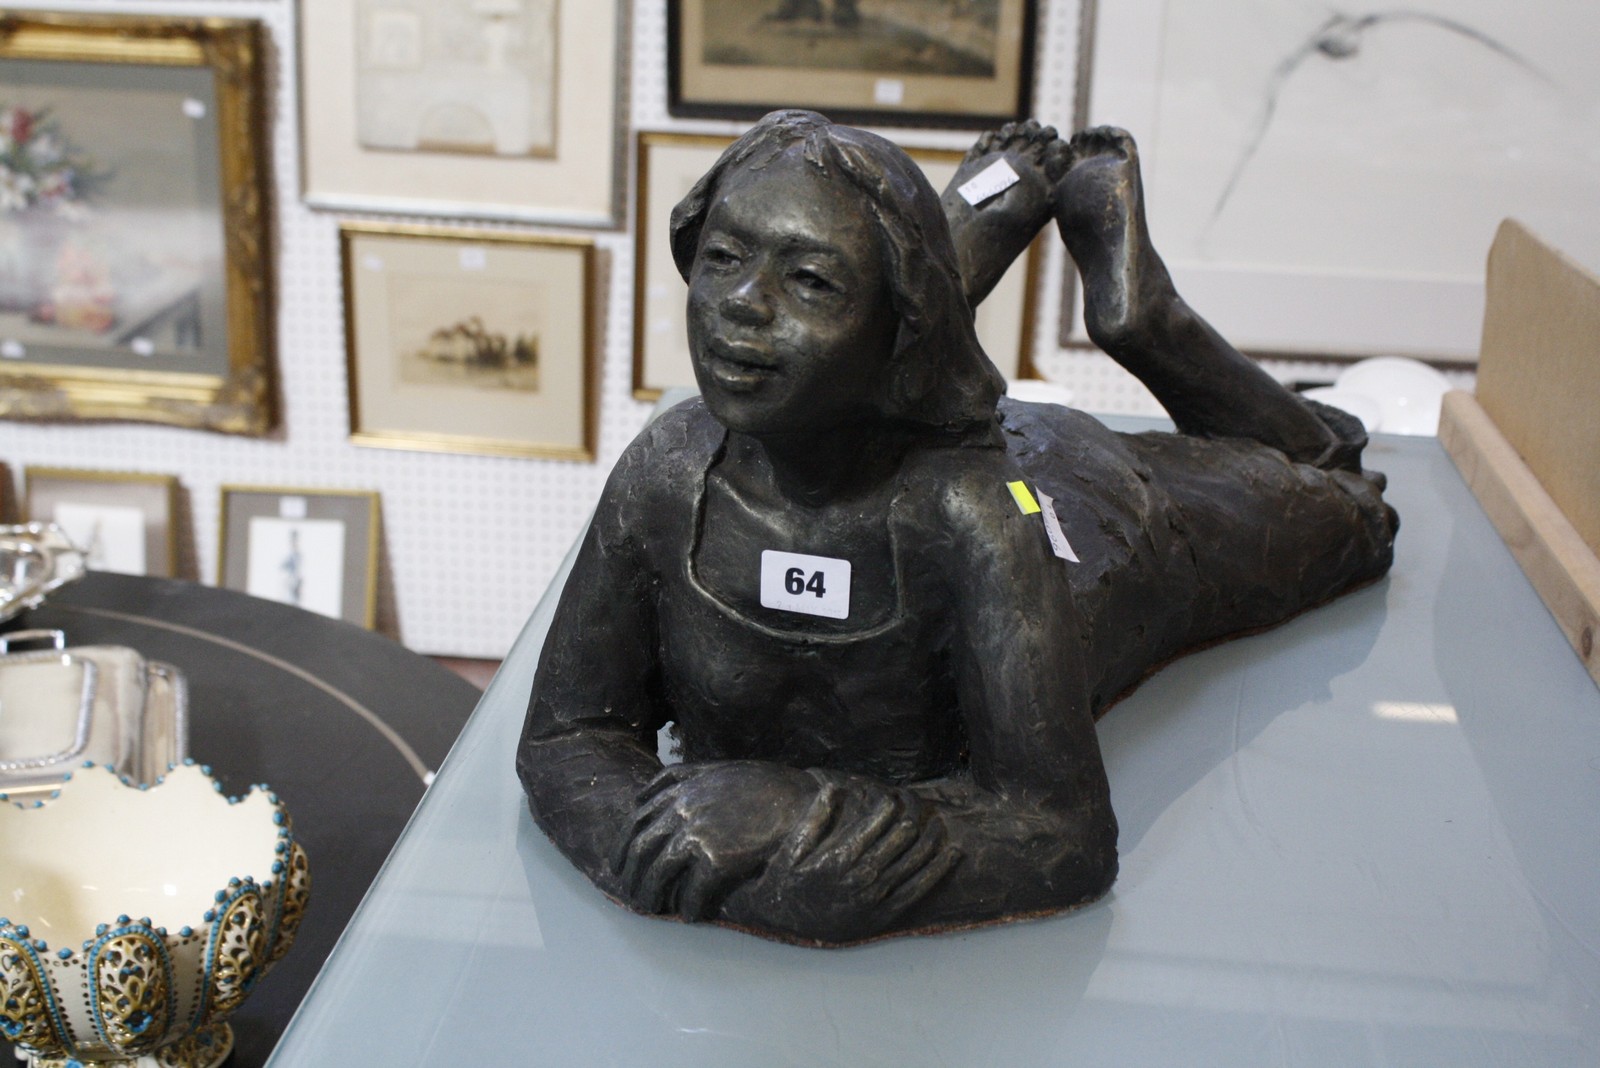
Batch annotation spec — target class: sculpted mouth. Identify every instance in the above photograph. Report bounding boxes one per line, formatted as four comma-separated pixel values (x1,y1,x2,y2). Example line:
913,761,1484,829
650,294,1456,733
709,341,778,372
702,341,781,393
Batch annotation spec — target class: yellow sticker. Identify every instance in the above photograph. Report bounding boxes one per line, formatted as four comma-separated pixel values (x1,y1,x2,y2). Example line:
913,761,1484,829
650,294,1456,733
1007,481,1041,515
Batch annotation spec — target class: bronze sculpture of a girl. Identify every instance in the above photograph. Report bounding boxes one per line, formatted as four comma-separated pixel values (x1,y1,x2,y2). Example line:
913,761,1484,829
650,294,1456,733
517,111,1397,946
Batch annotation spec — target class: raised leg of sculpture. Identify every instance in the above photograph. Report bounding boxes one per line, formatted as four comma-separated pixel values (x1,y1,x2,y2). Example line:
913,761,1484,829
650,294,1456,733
1052,127,1348,467
939,119,1071,308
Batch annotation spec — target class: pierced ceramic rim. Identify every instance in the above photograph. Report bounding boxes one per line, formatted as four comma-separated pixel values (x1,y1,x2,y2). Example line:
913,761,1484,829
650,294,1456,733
0,758,294,958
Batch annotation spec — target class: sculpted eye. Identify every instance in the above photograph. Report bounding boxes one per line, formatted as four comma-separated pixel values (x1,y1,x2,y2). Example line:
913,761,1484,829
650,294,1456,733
700,243,740,268
792,268,837,293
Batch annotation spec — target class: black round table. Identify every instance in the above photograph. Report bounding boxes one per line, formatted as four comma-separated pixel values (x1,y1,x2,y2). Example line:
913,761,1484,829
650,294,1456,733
2,572,483,1066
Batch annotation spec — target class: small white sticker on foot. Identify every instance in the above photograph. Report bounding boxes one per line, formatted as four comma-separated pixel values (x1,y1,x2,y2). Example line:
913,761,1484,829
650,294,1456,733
958,158,1021,207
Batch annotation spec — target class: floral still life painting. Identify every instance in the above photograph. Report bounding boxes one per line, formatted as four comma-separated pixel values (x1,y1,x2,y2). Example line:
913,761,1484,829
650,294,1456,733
0,65,223,366
0,13,273,433
0,104,110,322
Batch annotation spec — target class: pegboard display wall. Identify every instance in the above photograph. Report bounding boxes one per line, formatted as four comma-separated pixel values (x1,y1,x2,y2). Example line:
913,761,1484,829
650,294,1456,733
0,0,1473,657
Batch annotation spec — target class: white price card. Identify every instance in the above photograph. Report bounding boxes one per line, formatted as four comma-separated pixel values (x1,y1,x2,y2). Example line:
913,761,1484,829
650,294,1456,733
760,549,851,620
957,158,1020,207
873,78,905,105
1036,491,1080,562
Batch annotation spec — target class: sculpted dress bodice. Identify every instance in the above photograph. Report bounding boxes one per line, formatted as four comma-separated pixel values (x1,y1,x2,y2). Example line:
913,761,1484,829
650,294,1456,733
662,463,960,780
655,414,968,783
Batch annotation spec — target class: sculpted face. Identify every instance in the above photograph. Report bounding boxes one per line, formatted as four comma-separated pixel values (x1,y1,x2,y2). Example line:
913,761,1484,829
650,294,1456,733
687,146,900,436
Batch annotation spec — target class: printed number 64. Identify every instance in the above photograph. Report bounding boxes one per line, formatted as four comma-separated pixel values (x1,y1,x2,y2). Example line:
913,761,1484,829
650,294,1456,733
784,567,827,598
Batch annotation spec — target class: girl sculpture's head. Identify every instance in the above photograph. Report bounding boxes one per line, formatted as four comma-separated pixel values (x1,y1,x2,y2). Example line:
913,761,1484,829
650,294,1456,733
671,110,1002,435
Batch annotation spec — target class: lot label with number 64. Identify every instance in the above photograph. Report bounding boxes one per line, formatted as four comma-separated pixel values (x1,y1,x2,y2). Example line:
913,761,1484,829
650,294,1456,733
759,550,852,620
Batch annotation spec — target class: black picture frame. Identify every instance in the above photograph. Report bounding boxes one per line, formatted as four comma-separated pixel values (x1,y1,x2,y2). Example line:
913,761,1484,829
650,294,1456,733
667,0,1036,129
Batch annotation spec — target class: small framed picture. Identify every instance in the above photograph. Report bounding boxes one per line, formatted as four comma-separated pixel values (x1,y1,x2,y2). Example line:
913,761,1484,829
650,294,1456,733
24,467,179,577
0,12,276,432
218,486,380,627
632,131,1040,399
340,224,598,460
299,0,624,226
667,0,1036,128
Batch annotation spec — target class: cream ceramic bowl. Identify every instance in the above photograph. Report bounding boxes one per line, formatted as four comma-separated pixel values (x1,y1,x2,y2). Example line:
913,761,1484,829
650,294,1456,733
0,762,309,1068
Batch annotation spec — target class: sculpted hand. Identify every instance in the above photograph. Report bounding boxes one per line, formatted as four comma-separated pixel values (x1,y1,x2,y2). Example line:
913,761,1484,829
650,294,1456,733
613,761,819,920
720,774,961,943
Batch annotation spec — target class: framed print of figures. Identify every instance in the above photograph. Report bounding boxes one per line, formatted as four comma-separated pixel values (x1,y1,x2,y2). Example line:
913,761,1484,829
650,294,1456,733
340,224,597,459
1070,0,1600,363
0,13,275,432
299,0,624,226
632,131,1041,399
23,467,178,577
668,0,1035,128
219,486,379,627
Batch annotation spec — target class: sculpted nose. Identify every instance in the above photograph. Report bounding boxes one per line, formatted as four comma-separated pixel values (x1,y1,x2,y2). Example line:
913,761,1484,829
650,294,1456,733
721,275,772,326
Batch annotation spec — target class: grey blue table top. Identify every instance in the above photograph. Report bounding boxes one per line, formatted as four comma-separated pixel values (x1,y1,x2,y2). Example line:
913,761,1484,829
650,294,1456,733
267,423,1600,1067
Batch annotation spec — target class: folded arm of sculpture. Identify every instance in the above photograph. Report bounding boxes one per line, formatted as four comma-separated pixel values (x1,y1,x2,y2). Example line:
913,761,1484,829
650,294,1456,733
517,111,1397,947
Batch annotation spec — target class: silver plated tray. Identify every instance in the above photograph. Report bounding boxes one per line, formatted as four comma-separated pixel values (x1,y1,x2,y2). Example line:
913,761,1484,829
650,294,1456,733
0,631,189,802
0,523,87,624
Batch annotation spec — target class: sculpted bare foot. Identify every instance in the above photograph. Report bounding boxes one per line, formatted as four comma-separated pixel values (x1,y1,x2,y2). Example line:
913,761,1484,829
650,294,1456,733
1053,126,1178,356
941,119,1070,307
1056,127,1344,464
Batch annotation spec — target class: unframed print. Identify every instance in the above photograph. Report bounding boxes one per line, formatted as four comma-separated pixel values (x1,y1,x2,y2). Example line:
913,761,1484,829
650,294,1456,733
355,0,556,158
50,501,146,575
244,516,346,620
388,274,542,393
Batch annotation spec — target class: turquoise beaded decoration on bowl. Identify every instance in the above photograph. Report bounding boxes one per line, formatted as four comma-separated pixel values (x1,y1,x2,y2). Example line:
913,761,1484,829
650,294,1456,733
0,761,309,1068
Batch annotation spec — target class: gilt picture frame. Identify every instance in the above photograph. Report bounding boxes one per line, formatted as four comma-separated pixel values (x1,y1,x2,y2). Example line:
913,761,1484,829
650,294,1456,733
340,223,598,460
0,12,275,432
298,0,625,227
632,131,1041,399
219,485,380,628
23,466,179,578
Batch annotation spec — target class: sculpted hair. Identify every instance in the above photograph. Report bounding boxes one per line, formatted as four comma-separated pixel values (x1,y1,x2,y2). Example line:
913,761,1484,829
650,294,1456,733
669,110,1003,433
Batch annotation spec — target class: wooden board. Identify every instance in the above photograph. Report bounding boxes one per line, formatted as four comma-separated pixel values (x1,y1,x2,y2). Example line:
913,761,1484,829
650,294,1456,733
1475,219,1600,559
1440,390,1600,689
